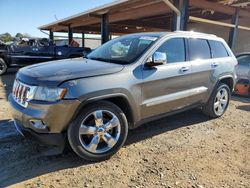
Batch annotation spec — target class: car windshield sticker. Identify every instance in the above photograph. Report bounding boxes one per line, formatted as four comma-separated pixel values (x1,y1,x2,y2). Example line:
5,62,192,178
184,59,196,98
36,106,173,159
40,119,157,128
139,36,158,41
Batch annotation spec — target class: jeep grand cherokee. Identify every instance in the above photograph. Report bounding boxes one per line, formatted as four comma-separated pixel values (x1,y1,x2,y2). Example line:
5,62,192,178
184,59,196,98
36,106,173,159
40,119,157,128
9,31,237,161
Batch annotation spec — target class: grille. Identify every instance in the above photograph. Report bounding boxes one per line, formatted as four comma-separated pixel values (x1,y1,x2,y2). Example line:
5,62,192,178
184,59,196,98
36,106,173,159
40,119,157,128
12,80,36,108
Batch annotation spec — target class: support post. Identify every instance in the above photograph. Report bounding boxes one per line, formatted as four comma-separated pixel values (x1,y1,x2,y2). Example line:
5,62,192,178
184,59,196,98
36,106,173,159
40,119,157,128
101,14,109,44
171,0,179,31
180,0,189,31
82,33,85,48
68,26,73,45
228,8,239,50
49,30,54,43
163,0,181,31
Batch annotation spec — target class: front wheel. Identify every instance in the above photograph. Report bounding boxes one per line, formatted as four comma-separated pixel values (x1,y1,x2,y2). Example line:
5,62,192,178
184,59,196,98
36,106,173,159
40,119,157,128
0,58,7,75
67,101,128,161
203,83,231,118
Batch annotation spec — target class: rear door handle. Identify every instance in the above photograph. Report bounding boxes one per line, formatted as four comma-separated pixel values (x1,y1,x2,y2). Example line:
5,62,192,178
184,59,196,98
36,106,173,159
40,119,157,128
180,67,190,73
211,62,219,68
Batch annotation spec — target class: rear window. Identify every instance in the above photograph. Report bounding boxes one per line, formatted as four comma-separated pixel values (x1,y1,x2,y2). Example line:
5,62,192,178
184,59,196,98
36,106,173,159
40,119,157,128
208,40,229,58
188,39,211,60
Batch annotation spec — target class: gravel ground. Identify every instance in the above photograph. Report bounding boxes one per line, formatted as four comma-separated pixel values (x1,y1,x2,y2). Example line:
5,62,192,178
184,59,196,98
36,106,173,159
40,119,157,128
0,70,249,188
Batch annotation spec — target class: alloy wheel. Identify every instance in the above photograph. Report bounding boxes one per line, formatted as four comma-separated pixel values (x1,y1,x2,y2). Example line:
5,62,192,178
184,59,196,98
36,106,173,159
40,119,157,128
213,88,229,116
78,110,121,154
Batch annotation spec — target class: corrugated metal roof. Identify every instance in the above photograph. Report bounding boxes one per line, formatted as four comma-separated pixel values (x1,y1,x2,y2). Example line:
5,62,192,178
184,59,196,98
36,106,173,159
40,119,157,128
38,0,250,34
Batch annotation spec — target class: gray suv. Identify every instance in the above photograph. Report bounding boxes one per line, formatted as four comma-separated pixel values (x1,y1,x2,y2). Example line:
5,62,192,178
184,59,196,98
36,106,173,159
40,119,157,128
9,31,237,161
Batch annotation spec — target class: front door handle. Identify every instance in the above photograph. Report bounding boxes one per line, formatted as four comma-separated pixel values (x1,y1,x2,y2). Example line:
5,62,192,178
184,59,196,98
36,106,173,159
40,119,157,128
180,67,189,73
211,62,219,68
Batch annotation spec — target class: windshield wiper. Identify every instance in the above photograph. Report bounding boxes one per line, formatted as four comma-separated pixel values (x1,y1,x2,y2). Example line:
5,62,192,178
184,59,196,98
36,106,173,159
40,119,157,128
89,57,110,62
89,57,129,65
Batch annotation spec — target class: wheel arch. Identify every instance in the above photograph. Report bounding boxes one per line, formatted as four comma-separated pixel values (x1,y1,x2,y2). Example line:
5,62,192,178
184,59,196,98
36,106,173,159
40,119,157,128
204,75,234,104
218,75,235,92
71,93,138,129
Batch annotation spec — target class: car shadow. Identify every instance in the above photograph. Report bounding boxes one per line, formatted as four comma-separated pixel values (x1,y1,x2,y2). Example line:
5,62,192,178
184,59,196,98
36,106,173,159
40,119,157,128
126,109,210,145
236,105,250,112
0,119,89,187
231,95,250,103
0,109,211,187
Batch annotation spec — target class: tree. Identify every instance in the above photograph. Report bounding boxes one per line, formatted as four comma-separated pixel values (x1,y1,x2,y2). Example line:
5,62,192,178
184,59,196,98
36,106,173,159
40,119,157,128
22,33,31,38
0,32,31,42
15,33,23,38
0,33,13,42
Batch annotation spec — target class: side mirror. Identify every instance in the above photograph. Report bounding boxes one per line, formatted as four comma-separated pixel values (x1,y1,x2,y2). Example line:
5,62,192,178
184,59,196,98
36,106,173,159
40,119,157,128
145,52,167,67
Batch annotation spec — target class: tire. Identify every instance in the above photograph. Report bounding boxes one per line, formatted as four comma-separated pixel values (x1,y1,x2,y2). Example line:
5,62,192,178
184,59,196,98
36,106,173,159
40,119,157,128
0,58,7,75
67,100,128,161
203,83,231,118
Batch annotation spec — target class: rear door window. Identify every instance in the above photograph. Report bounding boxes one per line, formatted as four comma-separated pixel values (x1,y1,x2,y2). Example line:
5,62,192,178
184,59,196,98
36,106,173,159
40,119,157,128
208,40,229,58
188,38,211,60
156,38,185,63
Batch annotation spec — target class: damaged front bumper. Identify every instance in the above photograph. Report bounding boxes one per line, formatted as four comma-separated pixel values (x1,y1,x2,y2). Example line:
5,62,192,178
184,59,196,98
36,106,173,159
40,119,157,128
8,93,81,148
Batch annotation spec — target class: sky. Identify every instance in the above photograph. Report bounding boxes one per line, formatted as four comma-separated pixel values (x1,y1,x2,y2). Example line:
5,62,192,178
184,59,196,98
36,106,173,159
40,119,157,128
0,0,115,38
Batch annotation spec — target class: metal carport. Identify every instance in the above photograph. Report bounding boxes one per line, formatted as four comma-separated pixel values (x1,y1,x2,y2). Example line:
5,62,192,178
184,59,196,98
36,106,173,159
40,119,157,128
39,0,250,51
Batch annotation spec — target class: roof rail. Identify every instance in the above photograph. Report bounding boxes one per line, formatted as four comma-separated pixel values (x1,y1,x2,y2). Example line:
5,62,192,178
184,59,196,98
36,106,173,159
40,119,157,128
174,30,217,37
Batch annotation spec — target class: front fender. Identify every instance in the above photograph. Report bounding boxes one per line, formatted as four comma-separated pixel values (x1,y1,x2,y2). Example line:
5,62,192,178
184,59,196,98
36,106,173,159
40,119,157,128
68,90,140,128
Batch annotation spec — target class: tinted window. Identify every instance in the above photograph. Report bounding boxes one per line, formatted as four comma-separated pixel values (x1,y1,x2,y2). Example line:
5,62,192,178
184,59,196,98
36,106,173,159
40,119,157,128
156,38,185,63
16,40,30,47
237,55,250,66
188,39,211,60
38,39,50,47
209,40,229,58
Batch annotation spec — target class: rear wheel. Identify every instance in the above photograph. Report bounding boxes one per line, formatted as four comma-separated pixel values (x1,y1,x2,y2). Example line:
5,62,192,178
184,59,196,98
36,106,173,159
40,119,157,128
67,101,128,161
203,83,231,118
0,58,7,75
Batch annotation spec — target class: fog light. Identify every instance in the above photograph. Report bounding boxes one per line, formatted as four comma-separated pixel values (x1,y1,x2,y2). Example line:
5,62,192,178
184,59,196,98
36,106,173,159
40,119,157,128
29,119,47,130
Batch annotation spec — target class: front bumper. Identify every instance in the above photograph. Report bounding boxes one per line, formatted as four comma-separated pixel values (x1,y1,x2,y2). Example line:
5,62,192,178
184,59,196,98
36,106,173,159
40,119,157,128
9,94,81,146
14,120,65,147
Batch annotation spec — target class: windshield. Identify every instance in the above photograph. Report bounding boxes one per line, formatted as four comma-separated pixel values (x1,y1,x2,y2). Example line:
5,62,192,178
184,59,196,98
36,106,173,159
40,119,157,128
87,34,159,64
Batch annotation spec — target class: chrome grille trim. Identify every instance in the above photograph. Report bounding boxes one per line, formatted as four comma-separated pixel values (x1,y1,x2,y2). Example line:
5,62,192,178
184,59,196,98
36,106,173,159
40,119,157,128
12,80,36,108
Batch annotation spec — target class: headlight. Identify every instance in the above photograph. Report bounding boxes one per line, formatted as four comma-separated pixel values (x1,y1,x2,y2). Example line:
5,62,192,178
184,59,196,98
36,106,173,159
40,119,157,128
33,87,67,102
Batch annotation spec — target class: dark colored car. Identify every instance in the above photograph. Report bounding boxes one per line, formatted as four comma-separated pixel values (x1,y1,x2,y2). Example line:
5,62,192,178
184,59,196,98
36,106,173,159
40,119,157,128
9,31,237,161
0,38,91,75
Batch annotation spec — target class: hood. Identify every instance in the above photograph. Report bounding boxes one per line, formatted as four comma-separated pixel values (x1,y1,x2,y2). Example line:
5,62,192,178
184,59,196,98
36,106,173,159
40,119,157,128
17,58,124,87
